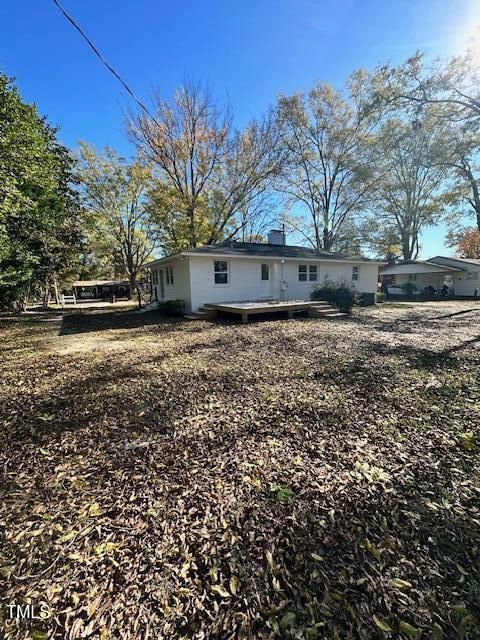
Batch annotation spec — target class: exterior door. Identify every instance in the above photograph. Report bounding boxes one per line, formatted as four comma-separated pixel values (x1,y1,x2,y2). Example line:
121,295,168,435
260,263,273,298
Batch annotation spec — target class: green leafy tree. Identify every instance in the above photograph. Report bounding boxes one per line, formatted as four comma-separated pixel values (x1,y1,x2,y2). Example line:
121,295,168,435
0,74,82,309
77,143,157,295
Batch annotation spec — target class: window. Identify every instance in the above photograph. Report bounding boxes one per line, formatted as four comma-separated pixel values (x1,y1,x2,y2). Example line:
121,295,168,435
299,264,317,282
352,266,359,282
214,260,229,284
261,264,269,280
166,266,174,286
467,271,478,280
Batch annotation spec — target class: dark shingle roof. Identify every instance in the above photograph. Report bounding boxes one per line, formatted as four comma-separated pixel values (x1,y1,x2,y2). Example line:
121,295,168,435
184,241,379,262
430,255,480,267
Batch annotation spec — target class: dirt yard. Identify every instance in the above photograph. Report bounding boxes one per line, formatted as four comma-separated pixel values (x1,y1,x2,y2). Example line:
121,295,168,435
1,301,479,639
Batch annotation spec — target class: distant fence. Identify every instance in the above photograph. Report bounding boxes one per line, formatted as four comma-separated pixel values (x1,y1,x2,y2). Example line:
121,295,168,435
61,294,76,307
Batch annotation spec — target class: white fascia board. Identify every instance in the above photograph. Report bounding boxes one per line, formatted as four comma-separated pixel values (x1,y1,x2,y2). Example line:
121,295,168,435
183,252,384,265
145,253,185,268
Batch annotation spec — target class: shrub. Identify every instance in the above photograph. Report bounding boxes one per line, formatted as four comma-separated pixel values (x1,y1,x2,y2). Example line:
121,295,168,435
401,282,418,295
334,286,356,313
311,284,336,304
159,299,186,317
311,285,355,314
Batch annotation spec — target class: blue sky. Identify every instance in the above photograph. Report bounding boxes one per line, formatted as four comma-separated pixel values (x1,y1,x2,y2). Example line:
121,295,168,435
1,0,478,257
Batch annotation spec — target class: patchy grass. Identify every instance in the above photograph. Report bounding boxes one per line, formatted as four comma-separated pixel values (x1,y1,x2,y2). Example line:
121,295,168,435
1,302,479,639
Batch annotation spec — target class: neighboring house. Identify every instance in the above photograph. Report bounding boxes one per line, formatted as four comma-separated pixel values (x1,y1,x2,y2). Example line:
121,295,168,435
381,256,480,297
147,230,382,313
73,279,131,300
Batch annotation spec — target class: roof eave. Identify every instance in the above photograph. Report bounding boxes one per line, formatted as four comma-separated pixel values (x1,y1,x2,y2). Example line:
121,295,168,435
145,253,185,267
182,250,384,264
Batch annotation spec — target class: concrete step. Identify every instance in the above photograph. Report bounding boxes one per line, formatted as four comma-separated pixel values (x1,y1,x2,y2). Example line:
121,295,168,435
184,310,216,321
309,307,335,314
309,308,348,318
323,312,348,318
198,306,217,315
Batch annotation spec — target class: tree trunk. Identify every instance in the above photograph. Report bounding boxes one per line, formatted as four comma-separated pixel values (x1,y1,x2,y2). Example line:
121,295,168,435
43,279,51,307
22,282,31,312
323,226,332,251
460,164,480,232
52,274,60,305
129,272,136,300
402,239,413,261
188,205,197,248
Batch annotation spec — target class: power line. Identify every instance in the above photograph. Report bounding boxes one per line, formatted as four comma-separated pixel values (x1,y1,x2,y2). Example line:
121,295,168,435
50,0,161,127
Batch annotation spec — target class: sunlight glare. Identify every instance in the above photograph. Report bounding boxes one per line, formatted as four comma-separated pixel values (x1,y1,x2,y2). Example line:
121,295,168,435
448,0,480,54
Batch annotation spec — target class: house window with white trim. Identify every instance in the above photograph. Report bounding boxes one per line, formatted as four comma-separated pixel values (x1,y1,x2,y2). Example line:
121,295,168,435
261,263,269,281
352,266,359,282
298,265,307,282
309,265,318,281
214,260,229,284
166,266,174,286
467,271,478,280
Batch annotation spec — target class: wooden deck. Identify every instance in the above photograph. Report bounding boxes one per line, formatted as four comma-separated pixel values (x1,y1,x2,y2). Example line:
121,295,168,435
187,300,344,323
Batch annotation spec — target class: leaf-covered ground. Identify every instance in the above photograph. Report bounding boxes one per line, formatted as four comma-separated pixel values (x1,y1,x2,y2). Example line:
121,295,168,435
1,301,479,640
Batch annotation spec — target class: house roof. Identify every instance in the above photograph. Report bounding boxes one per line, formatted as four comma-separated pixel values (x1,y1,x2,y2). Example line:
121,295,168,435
73,280,129,287
430,256,480,267
147,242,383,266
381,259,464,276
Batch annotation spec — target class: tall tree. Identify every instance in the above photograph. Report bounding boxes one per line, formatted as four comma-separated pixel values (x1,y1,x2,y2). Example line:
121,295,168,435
370,113,450,260
77,143,156,295
128,83,283,253
275,74,382,252
370,44,480,231
438,123,480,232
0,73,82,309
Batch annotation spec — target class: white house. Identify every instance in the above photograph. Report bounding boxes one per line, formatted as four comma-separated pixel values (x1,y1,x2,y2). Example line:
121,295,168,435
381,256,480,297
147,230,382,313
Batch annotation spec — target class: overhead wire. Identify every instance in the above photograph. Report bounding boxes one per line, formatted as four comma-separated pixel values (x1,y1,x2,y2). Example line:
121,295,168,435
50,0,161,128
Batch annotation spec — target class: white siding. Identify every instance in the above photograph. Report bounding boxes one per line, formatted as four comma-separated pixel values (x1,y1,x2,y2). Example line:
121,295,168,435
431,258,480,295
151,258,192,311
188,256,379,311
189,257,275,311
452,268,480,296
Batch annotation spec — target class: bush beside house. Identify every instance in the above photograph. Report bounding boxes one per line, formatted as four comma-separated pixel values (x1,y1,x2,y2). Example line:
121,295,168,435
159,299,186,317
311,285,356,314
